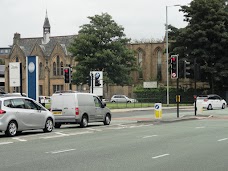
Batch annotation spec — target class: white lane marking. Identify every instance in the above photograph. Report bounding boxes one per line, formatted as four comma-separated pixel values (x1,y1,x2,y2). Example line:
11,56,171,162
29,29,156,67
195,127,205,129
55,132,69,136
40,131,93,139
143,135,158,139
46,149,76,154
152,154,170,159
0,142,13,145
12,137,27,142
86,128,102,132
218,138,228,142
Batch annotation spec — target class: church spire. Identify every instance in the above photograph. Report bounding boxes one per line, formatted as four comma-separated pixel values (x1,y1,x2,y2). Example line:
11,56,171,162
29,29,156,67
43,9,50,32
43,10,50,44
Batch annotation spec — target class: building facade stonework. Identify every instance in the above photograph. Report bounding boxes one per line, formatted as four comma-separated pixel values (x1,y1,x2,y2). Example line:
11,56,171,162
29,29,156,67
4,13,185,98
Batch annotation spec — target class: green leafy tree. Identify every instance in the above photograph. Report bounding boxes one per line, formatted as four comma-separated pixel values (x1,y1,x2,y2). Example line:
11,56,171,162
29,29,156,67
69,13,136,86
170,0,228,92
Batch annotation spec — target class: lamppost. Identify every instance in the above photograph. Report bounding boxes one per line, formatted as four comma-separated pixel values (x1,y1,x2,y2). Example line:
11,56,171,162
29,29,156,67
166,4,181,106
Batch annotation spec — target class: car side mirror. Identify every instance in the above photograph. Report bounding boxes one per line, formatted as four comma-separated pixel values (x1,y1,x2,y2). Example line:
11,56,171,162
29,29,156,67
101,102,106,108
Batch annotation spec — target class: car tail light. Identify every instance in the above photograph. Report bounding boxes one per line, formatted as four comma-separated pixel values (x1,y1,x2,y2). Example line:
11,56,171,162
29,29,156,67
0,110,6,114
75,108,79,115
204,99,208,102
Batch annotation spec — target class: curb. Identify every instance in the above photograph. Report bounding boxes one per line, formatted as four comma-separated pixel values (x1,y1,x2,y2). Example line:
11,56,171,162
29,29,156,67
137,114,212,124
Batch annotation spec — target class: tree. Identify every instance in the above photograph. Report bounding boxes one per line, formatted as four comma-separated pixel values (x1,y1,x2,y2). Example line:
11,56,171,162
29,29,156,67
69,13,136,86
170,0,228,92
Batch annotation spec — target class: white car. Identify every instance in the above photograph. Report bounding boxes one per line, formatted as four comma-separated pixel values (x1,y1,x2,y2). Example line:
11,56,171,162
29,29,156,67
196,94,227,110
0,96,54,136
111,95,137,103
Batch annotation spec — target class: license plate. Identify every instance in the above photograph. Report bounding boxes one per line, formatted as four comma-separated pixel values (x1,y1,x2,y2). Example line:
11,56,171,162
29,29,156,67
52,111,62,115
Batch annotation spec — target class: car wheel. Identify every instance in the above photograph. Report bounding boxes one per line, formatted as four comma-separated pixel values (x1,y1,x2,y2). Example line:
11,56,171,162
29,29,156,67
127,101,131,103
80,115,88,128
222,103,226,109
111,101,115,103
104,114,111,125
43,118,53,133
207,104,212,110
54,122,61,128
5,121,17,137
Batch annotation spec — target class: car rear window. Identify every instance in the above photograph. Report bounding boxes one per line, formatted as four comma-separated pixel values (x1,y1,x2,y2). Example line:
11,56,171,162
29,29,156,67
197,96,207,100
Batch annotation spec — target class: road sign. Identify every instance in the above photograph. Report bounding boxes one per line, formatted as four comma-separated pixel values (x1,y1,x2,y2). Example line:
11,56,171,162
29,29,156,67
154,103,162,119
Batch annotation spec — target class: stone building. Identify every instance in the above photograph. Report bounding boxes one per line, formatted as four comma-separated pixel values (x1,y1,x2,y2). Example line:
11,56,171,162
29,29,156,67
3,13,185,98
4,13,77,95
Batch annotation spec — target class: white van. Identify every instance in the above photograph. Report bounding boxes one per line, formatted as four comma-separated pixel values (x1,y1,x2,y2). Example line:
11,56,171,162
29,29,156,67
50,91,111,128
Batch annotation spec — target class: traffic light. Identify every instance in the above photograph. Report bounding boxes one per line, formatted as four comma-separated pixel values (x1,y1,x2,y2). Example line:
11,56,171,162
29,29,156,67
184,60,191,78
170,55,178,79
86,75,91,86
94,72,101,86
64,67,71,83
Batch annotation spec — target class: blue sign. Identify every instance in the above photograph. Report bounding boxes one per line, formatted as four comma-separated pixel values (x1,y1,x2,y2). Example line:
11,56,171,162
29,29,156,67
26,56,39,101
155,105,160,109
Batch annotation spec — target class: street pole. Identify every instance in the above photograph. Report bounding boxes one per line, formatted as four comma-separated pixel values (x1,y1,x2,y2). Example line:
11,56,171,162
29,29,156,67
166,4,181,106
166,6,169,106
194,58,197,116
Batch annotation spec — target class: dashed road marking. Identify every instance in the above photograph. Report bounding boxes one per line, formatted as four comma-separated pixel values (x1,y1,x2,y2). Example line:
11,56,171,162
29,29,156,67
46,149,76,154
86,128,102,132
218,138,228,142
12,137,27,142
143,135,158,139
0,142,13,145
40,131,93,139
152,153,170,159
195,127,205,129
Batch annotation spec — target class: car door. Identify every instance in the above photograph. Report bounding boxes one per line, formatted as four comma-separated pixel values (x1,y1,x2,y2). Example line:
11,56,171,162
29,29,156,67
11,98,45,129
93,96,105,121
23,99,46,128
119,95,127,103
214,95,222,108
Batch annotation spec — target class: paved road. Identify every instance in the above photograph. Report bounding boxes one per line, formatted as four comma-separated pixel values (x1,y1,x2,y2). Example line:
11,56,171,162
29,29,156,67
0,108,227,170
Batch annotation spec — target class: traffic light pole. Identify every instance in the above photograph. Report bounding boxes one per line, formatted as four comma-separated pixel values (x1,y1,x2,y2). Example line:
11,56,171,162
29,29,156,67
176,77,179,118
91,74,94,94
194,58,197,116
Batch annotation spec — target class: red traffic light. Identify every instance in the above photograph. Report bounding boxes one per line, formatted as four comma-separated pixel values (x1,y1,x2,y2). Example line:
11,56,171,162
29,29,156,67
64,69,69,73
171,57,176,62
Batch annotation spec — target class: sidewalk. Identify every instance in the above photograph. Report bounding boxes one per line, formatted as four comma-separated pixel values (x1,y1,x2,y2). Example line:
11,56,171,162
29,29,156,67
110,105,194,113
111,106,215,124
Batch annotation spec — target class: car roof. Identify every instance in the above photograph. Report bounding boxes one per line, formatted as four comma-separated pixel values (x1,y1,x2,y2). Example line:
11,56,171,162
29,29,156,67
0,96,31,101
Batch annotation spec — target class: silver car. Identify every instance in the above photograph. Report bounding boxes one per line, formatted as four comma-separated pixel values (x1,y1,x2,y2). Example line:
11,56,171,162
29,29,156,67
111,95,138,103
0,96,54,136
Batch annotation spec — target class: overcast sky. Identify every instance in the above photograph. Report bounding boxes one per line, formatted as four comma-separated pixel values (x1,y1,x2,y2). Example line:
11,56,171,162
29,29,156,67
0,0,192,47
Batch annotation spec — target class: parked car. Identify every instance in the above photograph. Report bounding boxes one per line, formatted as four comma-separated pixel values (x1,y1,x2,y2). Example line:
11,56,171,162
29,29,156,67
0,96,54,136
196,94,227,110
51,91,111,128
39,96,51,104
111,95,138,103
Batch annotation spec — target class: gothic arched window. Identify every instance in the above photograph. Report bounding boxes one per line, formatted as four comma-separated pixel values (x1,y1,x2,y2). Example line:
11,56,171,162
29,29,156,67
56,56,60,76
53,62,56,76
157,49,162,80
60,61,63,75
137,50,143,79
39,62,43,77
16,57,19,62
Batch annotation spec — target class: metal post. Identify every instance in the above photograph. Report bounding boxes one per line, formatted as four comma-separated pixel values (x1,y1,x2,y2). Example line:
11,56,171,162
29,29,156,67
166,6,169,106
177,78,179,118
194,58,197,116
91,74,94,94
20,62,23,96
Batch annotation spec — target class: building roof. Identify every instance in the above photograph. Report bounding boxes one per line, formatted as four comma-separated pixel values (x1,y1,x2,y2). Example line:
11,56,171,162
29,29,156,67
16,35,76,57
